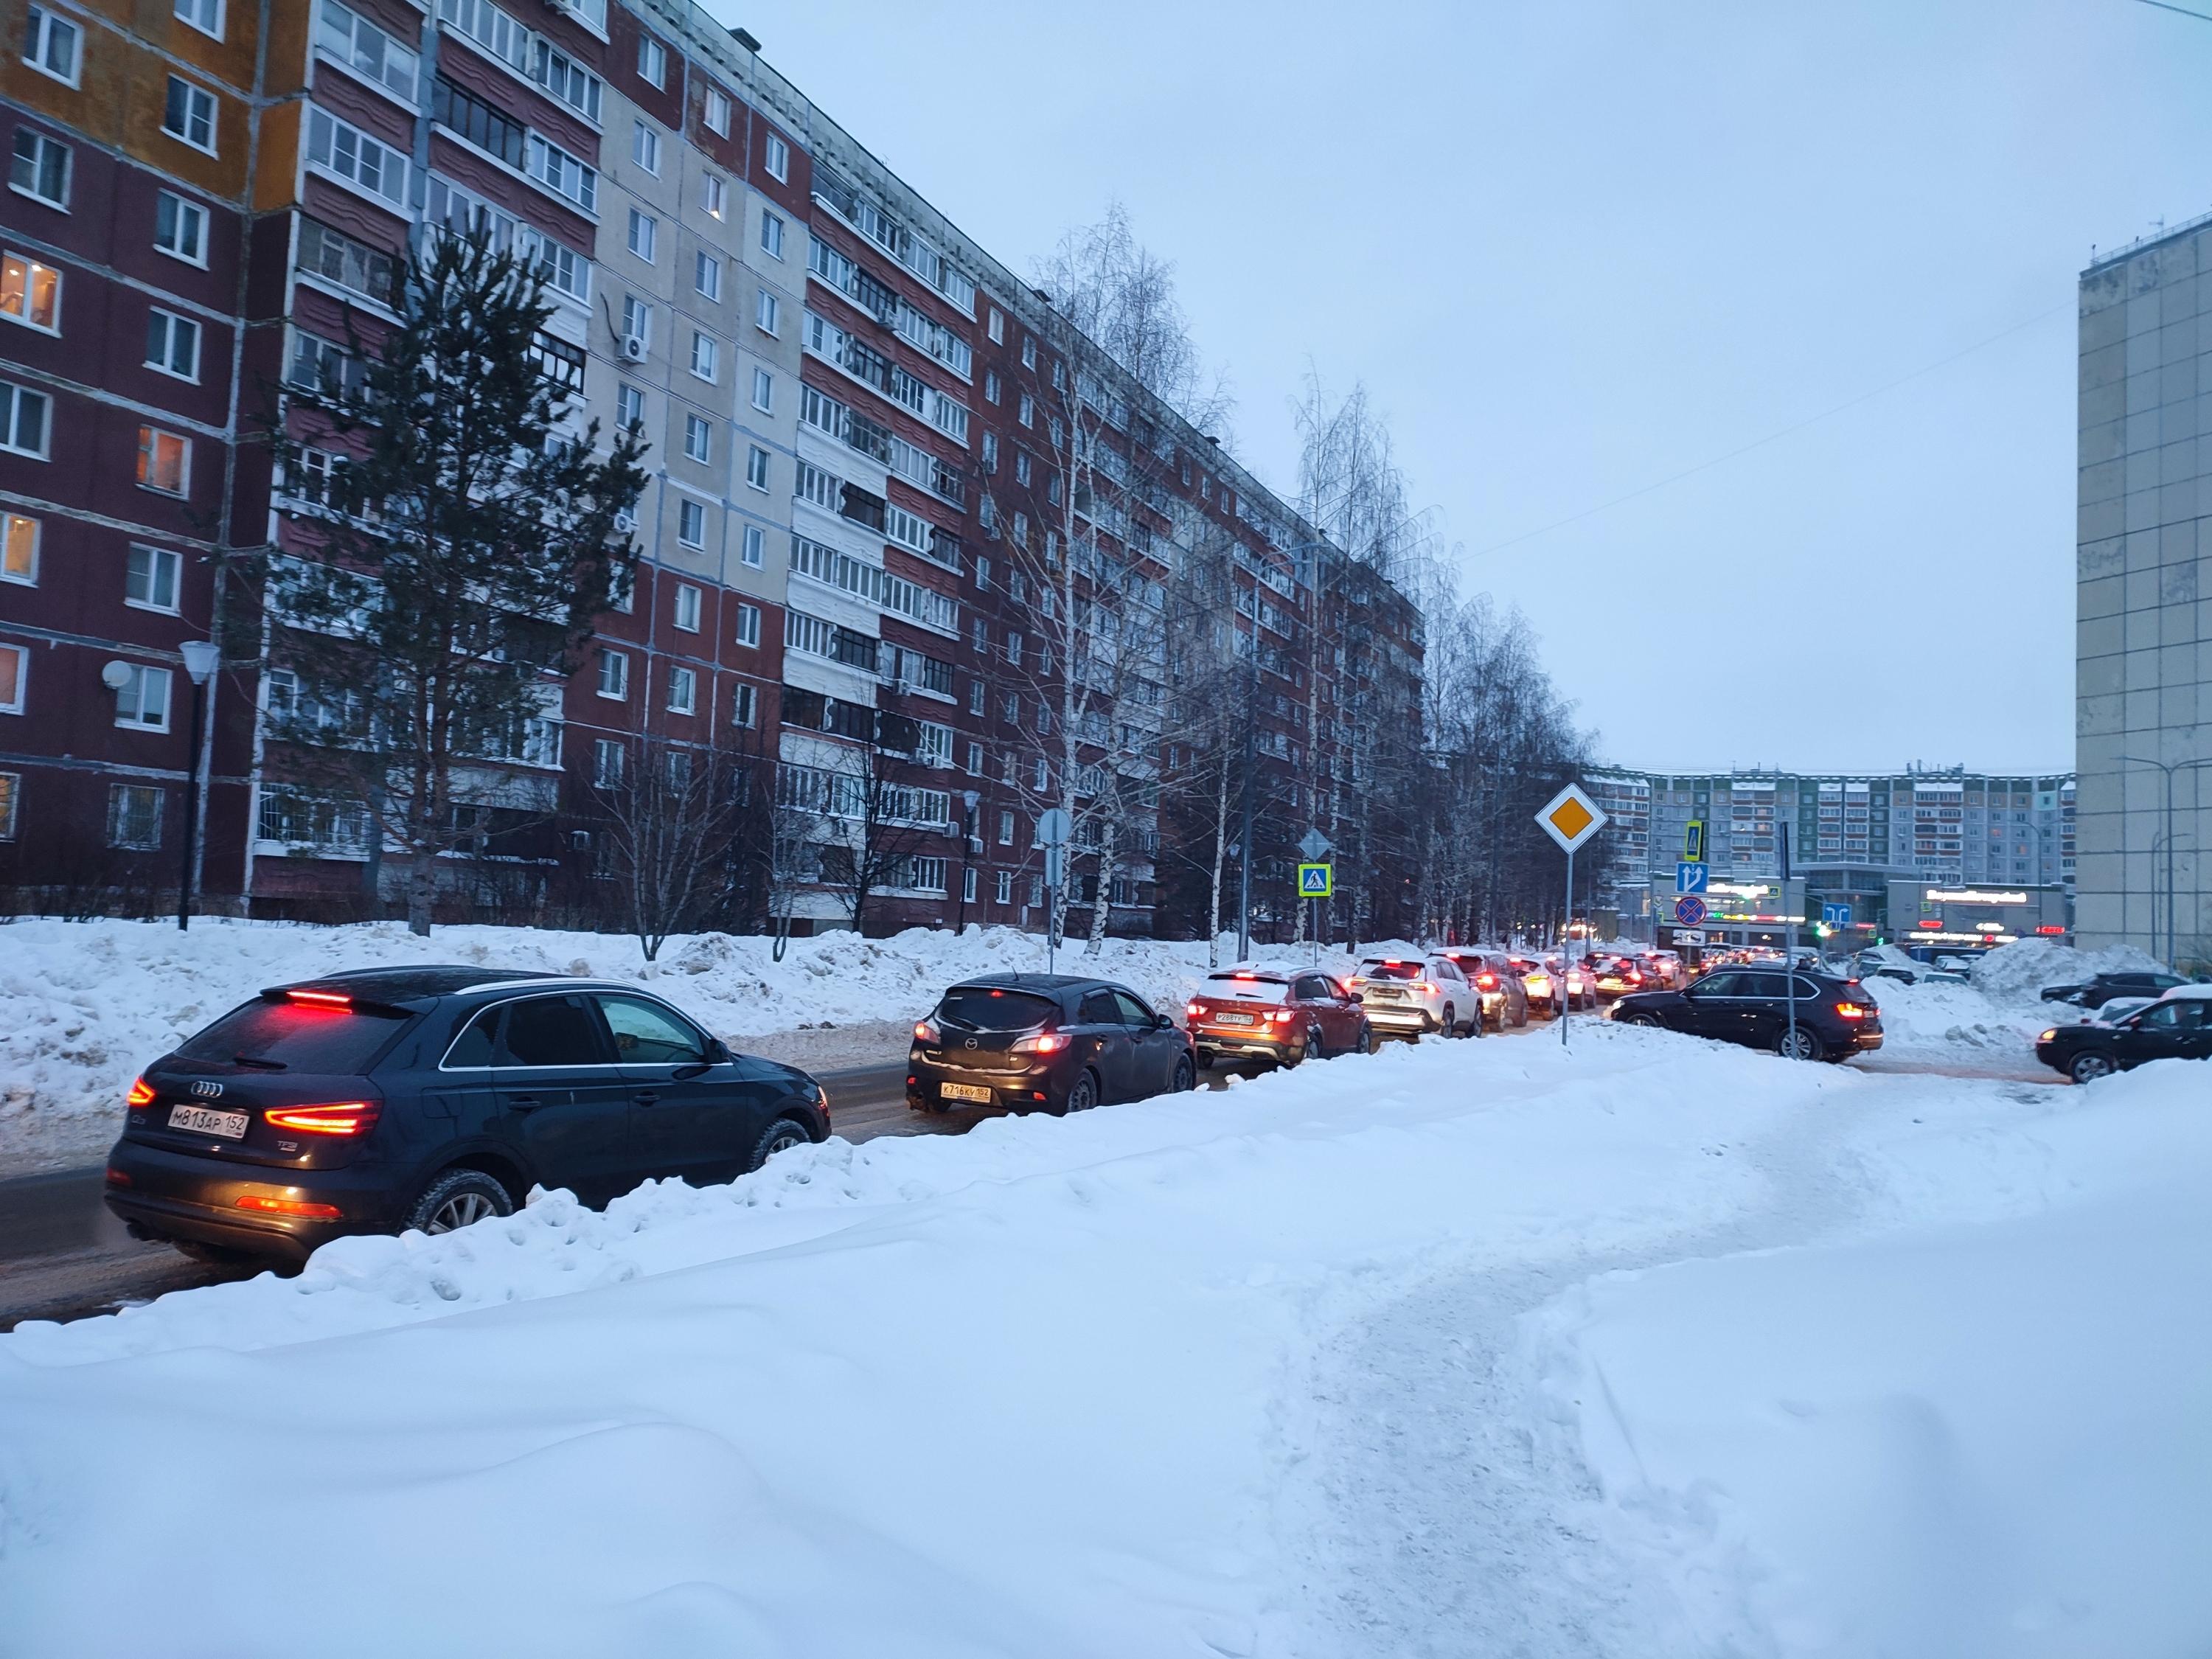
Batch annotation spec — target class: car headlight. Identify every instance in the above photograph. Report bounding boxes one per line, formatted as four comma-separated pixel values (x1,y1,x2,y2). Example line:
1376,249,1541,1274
2039,1029,2056,1043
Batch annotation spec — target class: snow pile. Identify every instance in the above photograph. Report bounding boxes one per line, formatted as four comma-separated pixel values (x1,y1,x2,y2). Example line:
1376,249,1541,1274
1539,1060,2212,1655
1971,935,2166,1000
4,1024,2208,1655
0,917,1383,1170
1857,972,2056,1063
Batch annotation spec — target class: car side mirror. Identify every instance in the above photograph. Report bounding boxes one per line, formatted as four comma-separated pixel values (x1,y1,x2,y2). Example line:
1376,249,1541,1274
1155,1012,1175,1030
705,1037,733,1064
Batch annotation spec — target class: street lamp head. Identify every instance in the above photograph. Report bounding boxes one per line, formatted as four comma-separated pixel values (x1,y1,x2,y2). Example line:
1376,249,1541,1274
179,639,221,686
961,790,980,810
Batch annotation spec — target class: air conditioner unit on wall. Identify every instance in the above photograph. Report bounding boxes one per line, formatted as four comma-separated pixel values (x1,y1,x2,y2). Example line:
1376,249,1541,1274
619,335,647,363
613,507,638,533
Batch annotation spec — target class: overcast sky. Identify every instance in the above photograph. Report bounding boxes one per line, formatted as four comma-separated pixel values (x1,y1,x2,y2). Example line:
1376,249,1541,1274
710,0,2211,775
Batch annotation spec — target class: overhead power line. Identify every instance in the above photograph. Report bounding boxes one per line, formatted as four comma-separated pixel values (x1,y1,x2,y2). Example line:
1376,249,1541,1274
1466,299,2071,560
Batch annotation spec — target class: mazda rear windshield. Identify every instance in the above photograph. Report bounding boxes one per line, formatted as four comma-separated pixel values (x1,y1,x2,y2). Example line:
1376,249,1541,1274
177,995,411,1072
937,988,1058,1032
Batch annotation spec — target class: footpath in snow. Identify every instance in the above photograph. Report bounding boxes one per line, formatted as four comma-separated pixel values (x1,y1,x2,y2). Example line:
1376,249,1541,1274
2,1019,2205,1657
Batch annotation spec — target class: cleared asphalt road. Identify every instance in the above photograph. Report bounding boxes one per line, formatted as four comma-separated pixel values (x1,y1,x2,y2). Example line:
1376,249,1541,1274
4,1029,1514,1328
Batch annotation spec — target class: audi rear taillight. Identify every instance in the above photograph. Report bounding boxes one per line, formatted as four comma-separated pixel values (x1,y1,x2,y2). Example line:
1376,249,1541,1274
126,1077,156,1107
262,1102,380,1137
1834,1002,1868,1021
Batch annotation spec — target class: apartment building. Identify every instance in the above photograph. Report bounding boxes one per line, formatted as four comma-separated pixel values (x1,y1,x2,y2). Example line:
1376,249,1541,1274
1,0,1423,936
1590,764,2076,942
2076,218,2212,971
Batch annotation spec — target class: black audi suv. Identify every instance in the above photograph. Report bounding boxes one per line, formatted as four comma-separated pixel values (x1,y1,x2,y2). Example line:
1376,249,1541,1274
908,974,1195,1115
104,967,831,1264
1607,964,1884,1061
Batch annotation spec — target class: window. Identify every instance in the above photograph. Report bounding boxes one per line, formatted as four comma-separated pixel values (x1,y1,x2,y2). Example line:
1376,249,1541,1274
593,737,625,788
175,0,223,38
705,86,733,136
746,445,769,490
631,121,661,174
985,369,1002,403
164,77,218,154
144,310,201,380
636,32,667,86
0,771,15,836
981,432,998,472
695,251,721,301
966,742,981,776
702,173,726,220
997,810,1013,846
597,648,628,699
1034,758,1048,791
673,583,702,632
760,210,785,258
1020,336,1037,369
137,428,189,493
10,128,70,208
735,602,760,647
763,131,790,181
299,218,394,304
307,108,406,206
1,513,38,585
321,0,420,99
1015,451,1032,486
755,289,780,334
681,413,710,464
125,544,182,613
24,7,80,86
677,498,706,548
974,554,990,591
620,293,652,347
108,784,164,849
0,644,24,713
0,252,59,333
995,869,1012,904
114,664,172,731
987,307,1004,344
627,208,656,262
741,524,764,568
1018,392,1034,428
524,133,596,210
752,367,773,411
689,330,717,381
967,678,984,715
616,382,644,431
154,192,208,265
667,664,697,714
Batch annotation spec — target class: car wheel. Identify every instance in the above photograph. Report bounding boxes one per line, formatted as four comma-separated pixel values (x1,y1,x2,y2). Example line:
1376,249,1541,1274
1618,1012,1660,1028
405,1168,514,1237
1057,1070,1101,1115
1439,1003,1456,1038
1308,1026,1328,1061
1172,1054,1196,1092
746,1116,814,1172
1281,1032,1307,1068
1513,1001,1528,1028
1194,1049,1216,1072
1774,1029,1824,1062
2070,1051,2117,1085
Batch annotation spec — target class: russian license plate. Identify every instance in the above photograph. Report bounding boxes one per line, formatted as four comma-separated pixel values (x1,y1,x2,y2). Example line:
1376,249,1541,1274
1366,988,1403,1000
1214,1012,1256,1025
939,1082,994,1105
167,1104,249,1140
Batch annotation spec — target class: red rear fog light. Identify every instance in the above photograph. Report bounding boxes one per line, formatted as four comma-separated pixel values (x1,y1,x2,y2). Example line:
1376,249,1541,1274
235,1195,343,1219
104,1168,131,1187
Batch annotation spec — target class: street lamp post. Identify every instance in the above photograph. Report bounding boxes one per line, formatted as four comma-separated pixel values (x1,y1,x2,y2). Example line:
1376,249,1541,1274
956,789,979,934
176,639,221,931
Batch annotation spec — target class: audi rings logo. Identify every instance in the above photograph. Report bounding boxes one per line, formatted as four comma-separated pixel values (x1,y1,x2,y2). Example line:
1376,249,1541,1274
191,1081,225,1099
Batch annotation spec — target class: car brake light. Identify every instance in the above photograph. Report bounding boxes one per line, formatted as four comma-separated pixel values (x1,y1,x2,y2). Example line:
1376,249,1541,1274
1233,971,1256,979
105,1167,131,1187
1012,1031,1068,1054
1476,973,1498,990
287,989,352,1008
126,1077,156,1107
262,1102,380,1136
1187,1001,1205,1017
914,1019,940,1044
1834,1002,1868,1020
1267,1009,1295,1023
1419,981,1436,995
235,1195,343,1219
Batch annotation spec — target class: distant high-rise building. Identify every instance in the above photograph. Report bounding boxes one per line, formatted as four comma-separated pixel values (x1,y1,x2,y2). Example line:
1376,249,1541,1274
2076,220,2212,972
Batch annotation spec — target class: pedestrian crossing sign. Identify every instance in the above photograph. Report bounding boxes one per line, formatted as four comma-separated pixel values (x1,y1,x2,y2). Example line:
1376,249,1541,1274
1298,862,1333,898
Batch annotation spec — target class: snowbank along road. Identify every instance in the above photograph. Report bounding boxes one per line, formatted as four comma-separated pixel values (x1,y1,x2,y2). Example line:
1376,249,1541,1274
4,1016,2202,1658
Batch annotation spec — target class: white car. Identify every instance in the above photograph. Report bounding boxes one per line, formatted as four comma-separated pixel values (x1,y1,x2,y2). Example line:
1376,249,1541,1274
1346,954,1479,1037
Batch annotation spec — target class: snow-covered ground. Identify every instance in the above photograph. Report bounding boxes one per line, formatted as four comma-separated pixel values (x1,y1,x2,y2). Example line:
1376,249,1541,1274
3,1020,2205,1656
0,918,1378,1173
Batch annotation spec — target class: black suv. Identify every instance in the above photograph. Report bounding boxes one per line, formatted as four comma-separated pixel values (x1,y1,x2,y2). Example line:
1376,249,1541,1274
2039,970,2189,1009
104,967,830,1264
2035,992,2212,1082
909,975,1195,1115
1607,966,1883,1061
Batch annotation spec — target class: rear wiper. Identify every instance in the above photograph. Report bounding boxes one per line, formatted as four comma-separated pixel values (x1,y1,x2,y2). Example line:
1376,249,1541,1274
230,1054,287,1070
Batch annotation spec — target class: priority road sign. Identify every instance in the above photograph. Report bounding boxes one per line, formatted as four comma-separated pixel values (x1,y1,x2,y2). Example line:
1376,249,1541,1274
1298,862,1333,898
1675,860,1709,895
1536,783,1607,853
1674,894,1708,927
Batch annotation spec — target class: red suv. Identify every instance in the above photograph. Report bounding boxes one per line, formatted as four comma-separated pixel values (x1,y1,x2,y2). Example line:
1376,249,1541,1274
1186,966,1378,1069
